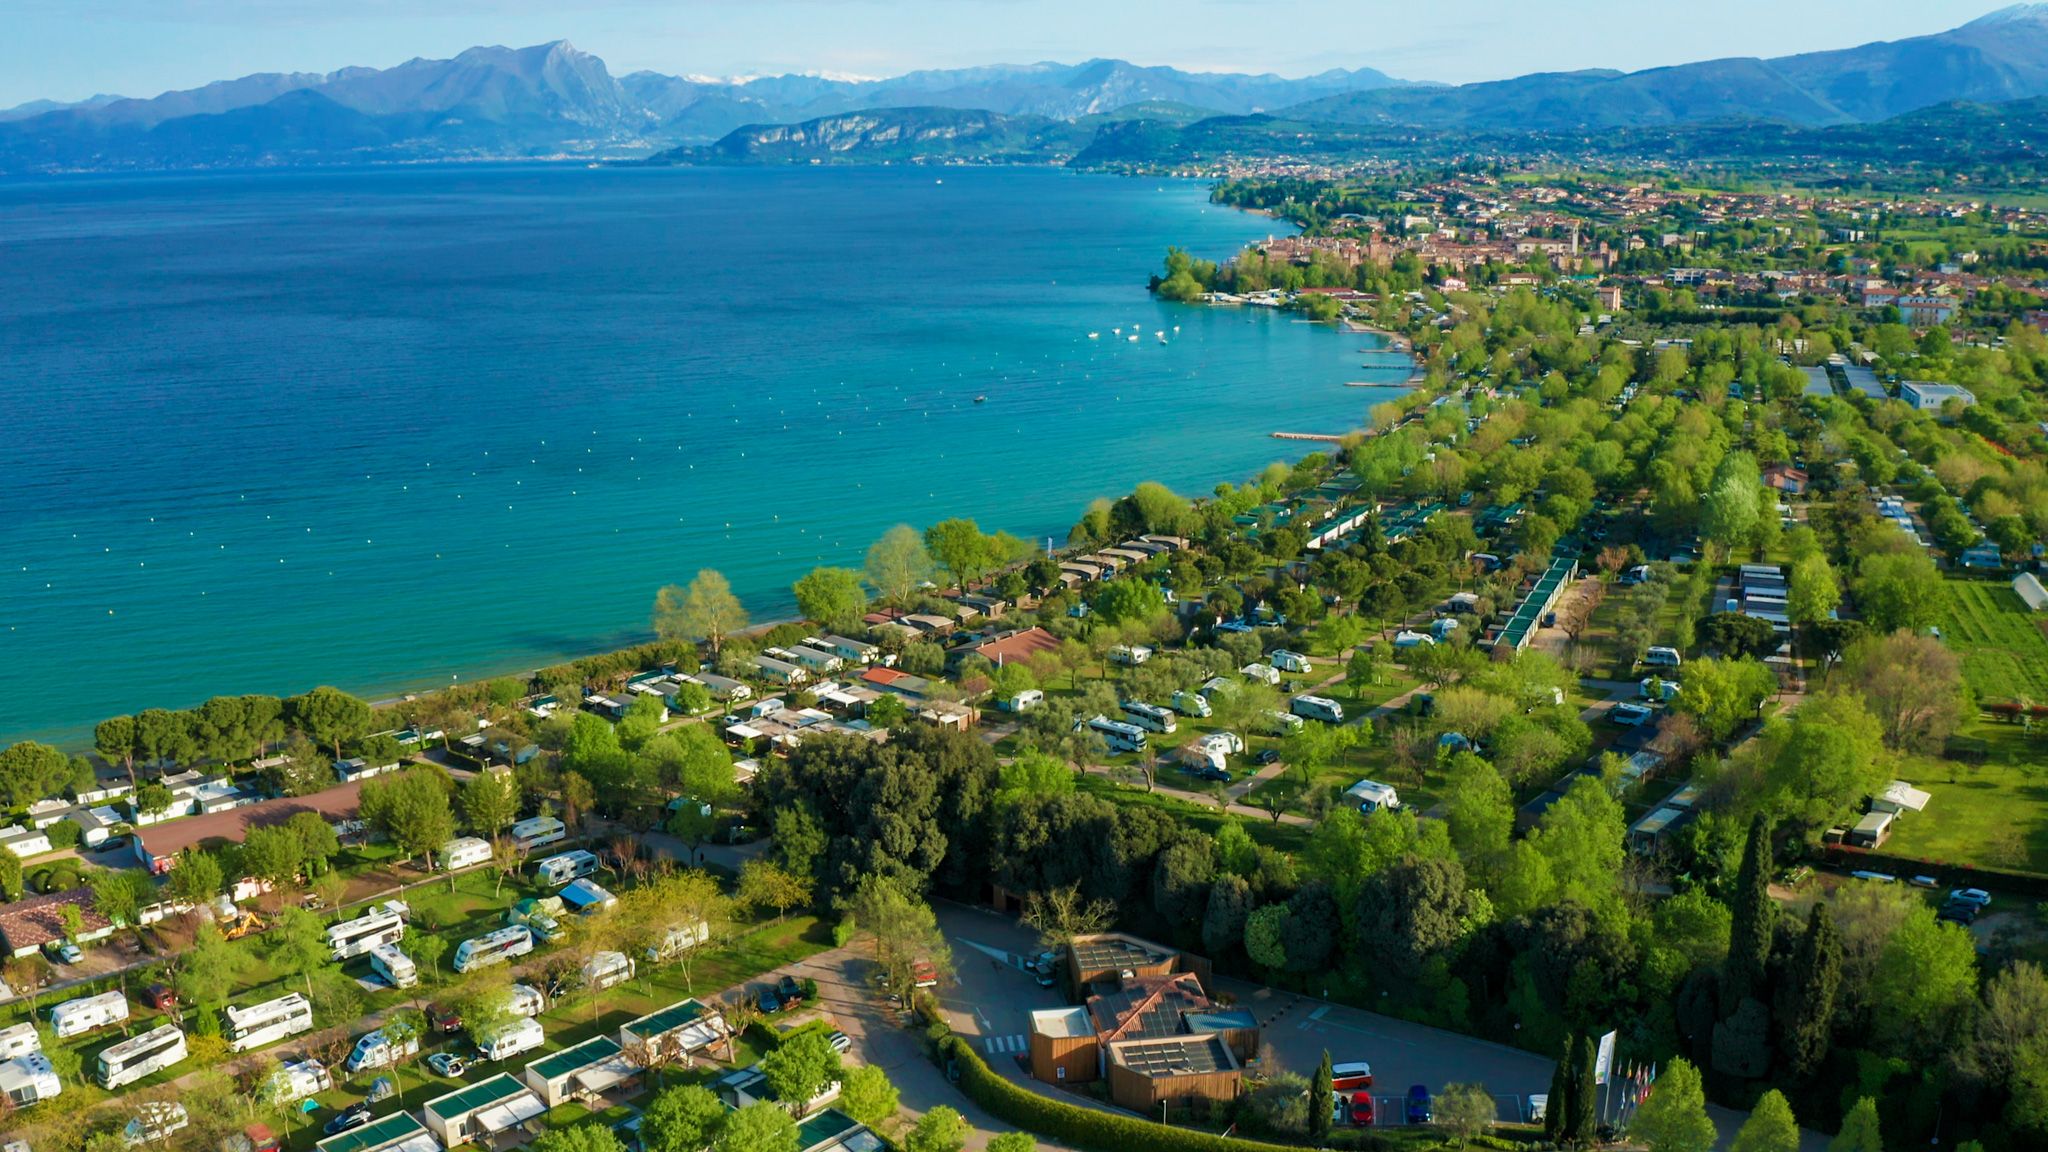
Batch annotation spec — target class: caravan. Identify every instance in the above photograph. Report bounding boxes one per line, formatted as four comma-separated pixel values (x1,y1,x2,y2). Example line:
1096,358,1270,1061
454,925,534,973
1291,695,1344,723
1344,779,1402,814
1118,701,1177,735
370,943,418,989
1170,690,1212,719
345,1027,420,1074
644,920,712,963
1270,650,1312,674
581,950,636,991
0,1022,40,1061
534,849,600,887
510,815,566,853
475,1017,546,1062
49,991,129,1039
508,984,548,1018
267,1059,332,1105
326,904,406,961
439,837,492,872
223,993,314,1053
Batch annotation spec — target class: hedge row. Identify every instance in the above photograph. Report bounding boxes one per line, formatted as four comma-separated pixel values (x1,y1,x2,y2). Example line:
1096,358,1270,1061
1824,844,2048,894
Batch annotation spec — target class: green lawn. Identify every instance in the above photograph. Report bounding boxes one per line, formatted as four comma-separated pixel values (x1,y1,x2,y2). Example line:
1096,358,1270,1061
1881,743,2048,876
1934,578,2048,703
1074,773,1310,854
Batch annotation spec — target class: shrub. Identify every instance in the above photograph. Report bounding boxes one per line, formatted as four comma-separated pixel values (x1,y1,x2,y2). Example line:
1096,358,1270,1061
45,820,81,850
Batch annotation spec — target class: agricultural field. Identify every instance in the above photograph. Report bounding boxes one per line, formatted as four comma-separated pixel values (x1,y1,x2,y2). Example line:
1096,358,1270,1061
1879,741,2048,876
1933,578,2048,703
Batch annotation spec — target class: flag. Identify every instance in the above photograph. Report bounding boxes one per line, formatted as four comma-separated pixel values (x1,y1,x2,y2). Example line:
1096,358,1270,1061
1594,1030,1618,1085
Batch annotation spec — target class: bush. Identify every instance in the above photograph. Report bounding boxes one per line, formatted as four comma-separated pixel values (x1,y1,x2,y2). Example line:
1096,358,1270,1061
941,1035,1341,1152
45,820,81,850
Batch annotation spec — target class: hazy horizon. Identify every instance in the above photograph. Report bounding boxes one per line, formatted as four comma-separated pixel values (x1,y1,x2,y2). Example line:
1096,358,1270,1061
0,0,2011,110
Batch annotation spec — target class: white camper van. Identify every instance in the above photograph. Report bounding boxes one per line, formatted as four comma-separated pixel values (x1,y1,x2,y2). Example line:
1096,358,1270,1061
475,1017,546,1062
370,943,418,989
344,1027,419,1074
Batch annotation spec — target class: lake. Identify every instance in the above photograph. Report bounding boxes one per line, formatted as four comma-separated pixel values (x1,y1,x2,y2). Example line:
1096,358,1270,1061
0,164,1409,745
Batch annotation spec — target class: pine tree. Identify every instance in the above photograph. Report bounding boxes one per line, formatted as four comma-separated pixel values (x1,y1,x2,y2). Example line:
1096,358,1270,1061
1731,1089,1800,1152
1830,1096,1884,1152
1544,1032,1576,1142
1568,1032,1600,1144
1777,903,1842,1078
1308,1049,1334,1141
1723,813,1775,1012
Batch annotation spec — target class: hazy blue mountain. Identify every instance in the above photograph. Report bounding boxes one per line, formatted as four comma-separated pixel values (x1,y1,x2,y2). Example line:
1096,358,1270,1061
665,106,1095,165
1286,4,2048,129
0,93,125,122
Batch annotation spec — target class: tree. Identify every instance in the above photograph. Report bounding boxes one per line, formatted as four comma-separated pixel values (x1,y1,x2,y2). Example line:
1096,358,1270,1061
1765,692,1889,836
1854,548,1941,634
1092,580,1167,625
924,519,997,590
360,767,456,866
1724,814,1775,1011
1778,903,1842,1078
529,1125,627,1152
1830,1097,1884,1152
1279,721,1359,791
1544,1034,1576,1144
985,1136,1035,1152
166,847,225,905
1203,876,1253,961
712,1102,798,1152
1732,1090,1800,1152
864,525,935,605
410,932,448,983
904,1106,968,1152
1841,630,1964,754
0,853,20,902
737,859,810,923
1968,961,2048,1135
287,686,374,762
793,568,868,632
241,825,305,889
0,741,70,809
1787,553,1840,629
1353,854,1477,978
268,906,332,997
1437,1081,1496,1145
461,769,520,840
642,1084,728,1152
94,715,137,783
285,810,341,873
761,1029,843,1114
176,923,252,1011
655,569,748,655
1020,882,1115,954
1244,904,1289,970
1629,1057,1716,1152
1872,905,1978,1054
837,1065,900,1132
1567,1032,1598,1145
1674,656,1777,743
84,867,150,928
380,1008,426,1103
1308,1051,1334,1141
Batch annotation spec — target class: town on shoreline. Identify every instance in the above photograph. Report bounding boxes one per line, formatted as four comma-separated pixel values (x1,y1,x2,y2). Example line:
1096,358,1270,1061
2,163,2047,1152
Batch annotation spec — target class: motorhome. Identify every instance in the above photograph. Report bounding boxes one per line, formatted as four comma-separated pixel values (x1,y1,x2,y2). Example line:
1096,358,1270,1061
1106,645,1153,666
1270,650,1312,674
345,1027,420,1074
1119,701,1177,735
1344,780,1402,814
509,815,567,853
454,925,534,973
1643,646,1683,669
223,992,314,1053
96,1023,188,1089
1079,715,1147,755
267,1058,331,1104
534,849,600,887
1241,662,1281,685
582,950,636,991
49,991,129,1039
644,920,712,963
508,984,547,1018
1291,695,1344,723
326,904,406,961
1170,690,1212,718
439,836,492,872
0,1052,61,1107
370,943,418,989
475,1017,545,1062
1260,710,1305,735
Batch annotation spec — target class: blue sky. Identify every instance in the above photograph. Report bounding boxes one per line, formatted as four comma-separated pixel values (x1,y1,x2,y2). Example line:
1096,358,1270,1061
0,0,2008,108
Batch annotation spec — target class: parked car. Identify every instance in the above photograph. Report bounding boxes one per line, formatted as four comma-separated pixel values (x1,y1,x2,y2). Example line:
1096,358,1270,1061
1199,767,1233,783
1908,875,1941,890
428,1004,462,1033
827,1031,852,1054
1255,749,1281,766
757,988,784,1015
1950,888,1993,910
323,1106,372,1136
1405,1085,1433,1125
777,975,803,1004
1348,1092,1375,1126
47,941,82,965
426,1052,467,1078
141,983,178,1012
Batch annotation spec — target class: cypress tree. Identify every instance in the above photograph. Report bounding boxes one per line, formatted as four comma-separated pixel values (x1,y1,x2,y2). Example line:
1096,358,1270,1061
1723,813,1775,1012
1568,1032,1600,1144
1308,1049,1334,1141
1778,903,1842,1078
1545,1032,1577,1143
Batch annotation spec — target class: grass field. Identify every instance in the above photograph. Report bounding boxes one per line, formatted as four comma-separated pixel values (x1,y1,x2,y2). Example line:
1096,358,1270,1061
1880,742,2048,876
1934,578,2048,703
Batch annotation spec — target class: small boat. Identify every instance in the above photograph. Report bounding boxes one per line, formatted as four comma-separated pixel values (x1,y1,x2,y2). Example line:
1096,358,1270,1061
1127,334,1139,342
1112,327,1122,335
1088,332,1099,339
973,395,987,404
1156,331,1167,343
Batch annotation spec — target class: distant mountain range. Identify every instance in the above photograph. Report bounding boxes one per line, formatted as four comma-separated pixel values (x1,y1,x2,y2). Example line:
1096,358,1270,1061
4,6,2048,173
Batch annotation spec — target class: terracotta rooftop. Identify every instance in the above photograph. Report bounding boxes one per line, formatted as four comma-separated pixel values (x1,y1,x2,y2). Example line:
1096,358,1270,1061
0,888,110,953
972,627,1062,667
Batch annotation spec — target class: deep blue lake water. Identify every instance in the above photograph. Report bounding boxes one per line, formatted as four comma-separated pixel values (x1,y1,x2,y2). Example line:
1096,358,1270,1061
0,164,1407,745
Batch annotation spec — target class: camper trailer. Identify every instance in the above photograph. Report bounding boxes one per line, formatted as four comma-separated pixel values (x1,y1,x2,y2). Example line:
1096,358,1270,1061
1291,695,1344,723
49,991,129,1039
267,1058,331,1105
475,1017,546,1063
1344,780,1402,814
510,815,567,853
439,837,492,872
1270,650,1312,674
644,920,712,963
534,849,600,887
0,1022,40,1062
581,950,636,991
345,1027,420,1074
1170,690,1212,718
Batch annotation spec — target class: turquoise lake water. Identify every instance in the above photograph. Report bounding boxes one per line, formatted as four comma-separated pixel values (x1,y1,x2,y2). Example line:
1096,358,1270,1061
0,164,1410,745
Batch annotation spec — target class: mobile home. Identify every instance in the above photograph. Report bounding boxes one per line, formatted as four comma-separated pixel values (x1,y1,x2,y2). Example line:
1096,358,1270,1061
370,943,418,989
439,836,492,872
509,815,567,853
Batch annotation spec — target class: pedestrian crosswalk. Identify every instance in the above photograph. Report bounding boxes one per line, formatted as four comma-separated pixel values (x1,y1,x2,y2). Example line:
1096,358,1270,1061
983,1033,1028,1055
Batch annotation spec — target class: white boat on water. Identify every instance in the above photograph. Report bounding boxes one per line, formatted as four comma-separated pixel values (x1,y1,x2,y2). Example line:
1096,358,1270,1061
1127,334,1139,342
1088,332,1099,339
1112,327,1122,335
1156,331,1167,342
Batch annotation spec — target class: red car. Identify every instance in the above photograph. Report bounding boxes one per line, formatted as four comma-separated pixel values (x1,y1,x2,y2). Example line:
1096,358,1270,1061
1348,1092,1375,1127
141,983,179,1012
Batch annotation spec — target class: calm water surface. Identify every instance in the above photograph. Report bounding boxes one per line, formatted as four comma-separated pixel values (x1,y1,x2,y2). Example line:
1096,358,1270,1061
0,164,1408,744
